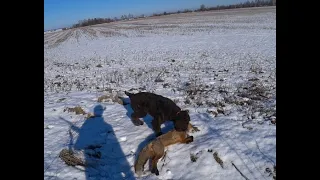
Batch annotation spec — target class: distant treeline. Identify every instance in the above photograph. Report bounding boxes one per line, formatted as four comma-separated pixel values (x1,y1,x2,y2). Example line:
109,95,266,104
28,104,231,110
69,0,275,29
71,18,115,28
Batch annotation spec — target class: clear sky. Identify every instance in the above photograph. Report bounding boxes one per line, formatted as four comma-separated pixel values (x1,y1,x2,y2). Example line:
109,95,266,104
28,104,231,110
44,0,247,31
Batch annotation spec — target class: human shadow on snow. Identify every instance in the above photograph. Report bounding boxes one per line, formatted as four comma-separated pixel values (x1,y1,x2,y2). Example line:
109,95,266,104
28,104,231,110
62,104,136,180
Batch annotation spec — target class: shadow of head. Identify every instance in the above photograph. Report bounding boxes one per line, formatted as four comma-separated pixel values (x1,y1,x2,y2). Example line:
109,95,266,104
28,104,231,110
93,104,104,117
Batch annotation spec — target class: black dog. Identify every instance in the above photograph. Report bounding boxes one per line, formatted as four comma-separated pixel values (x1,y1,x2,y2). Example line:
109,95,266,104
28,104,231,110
124,91,191,137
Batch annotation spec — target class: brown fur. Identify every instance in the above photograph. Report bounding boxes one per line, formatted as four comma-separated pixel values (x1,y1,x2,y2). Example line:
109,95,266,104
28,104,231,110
134,130,193,176
125,91,199,136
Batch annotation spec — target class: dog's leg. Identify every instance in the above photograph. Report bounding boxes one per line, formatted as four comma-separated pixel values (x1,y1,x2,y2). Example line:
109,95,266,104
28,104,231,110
152,115,163,137
131,111,147,126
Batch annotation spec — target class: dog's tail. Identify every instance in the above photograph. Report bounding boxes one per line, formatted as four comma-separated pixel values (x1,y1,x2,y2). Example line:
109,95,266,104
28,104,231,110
134,144,154,176
124,91,135,97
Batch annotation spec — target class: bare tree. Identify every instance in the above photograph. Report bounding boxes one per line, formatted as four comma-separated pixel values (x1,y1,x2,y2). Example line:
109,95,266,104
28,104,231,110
200,4,206,11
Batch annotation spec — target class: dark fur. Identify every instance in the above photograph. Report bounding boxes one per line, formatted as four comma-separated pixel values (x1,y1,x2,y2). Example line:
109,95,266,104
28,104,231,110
125,91,190,137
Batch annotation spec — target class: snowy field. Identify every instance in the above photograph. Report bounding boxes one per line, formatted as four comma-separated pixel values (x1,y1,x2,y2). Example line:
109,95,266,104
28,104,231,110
44,6,276,180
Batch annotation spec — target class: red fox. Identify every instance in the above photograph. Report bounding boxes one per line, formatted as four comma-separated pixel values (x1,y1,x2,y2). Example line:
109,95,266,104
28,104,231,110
134,130,193,176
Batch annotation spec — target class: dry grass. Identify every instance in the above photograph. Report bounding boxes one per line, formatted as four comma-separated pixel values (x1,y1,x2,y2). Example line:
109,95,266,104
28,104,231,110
44,7,275,47
97,94,123,104
59,149,85,166
99,30,127,37
97,95,111,102
86,113,95,119
190,153,198,162
82,27,98,37
213,152,224,168
50,30,73,48
64,106,86,115
57,98,66,103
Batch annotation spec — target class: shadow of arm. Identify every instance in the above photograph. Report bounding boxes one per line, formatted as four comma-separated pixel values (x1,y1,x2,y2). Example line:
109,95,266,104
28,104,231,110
59,116,80,133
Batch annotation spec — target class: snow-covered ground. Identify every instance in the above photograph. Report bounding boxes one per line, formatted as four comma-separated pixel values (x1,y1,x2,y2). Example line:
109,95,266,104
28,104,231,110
44,28,63,34
44,6,276,180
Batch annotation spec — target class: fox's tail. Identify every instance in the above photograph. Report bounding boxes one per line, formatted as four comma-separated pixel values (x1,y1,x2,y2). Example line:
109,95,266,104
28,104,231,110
134,144,154,176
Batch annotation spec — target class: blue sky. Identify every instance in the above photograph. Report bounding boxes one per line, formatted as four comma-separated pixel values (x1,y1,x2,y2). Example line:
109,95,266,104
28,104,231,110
44,0,247,31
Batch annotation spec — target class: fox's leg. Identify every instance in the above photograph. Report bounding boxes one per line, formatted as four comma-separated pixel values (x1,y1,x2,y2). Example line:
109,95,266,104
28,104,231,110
150,142,165,176
180,135,194,144
150,152,164,176
173,132,194,144
188,123,200,133
131,110,147,126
